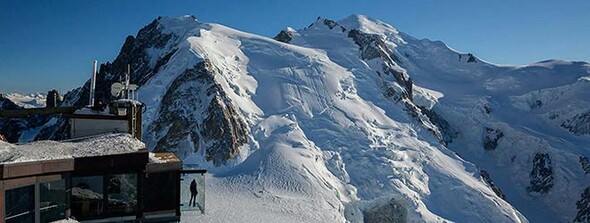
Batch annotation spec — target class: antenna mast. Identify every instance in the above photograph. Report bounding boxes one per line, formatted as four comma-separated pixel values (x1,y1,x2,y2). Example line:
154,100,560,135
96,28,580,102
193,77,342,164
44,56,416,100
89,60,97,106
126,64,131,99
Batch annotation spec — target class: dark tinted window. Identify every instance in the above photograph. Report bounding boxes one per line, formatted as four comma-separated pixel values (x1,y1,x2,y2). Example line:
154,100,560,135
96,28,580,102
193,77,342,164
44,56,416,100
107,174,138,215
40,179,67,222
144,171,178,212
5,185,34,223
71,176,104,218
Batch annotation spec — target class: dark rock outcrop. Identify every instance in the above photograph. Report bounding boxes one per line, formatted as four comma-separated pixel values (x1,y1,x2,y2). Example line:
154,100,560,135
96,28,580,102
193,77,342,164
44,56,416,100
467,53,477,63
362,198,407,223
531,100,543,110
528,152,554,194
348,29,412,100
151,60,248,165
483,128,504,151
348,29,387,60
322,18,338,30
274,30,293,43
417,106,457,144
575,186,590,223
562,111,590,136
0,95,21,110
480,170,506,200
0,118,26,143
0,95,65,143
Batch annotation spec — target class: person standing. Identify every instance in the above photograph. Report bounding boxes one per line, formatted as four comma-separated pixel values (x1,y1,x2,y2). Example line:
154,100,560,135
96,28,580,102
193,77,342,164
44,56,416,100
189,179,198,207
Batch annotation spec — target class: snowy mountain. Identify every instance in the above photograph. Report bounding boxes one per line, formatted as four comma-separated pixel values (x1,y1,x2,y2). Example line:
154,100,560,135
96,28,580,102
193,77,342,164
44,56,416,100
5,14,590,222
0,93,68,143
1,92,46,108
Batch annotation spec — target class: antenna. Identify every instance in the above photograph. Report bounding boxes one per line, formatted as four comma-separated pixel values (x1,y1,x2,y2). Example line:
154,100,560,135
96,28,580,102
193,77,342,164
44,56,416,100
126,64,131,99
111,83,124,97
89,60,97,106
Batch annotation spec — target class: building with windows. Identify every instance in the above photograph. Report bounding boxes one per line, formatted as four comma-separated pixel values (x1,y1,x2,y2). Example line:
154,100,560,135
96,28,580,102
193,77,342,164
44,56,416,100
0,99,203,222
0,133,183,223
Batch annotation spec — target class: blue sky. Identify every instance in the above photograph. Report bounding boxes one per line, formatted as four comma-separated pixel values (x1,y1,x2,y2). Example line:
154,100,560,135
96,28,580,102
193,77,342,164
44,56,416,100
1,0,589,93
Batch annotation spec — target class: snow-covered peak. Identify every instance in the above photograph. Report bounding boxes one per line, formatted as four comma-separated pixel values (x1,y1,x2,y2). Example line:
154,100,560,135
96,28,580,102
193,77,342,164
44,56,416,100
303,16,345,33
524,59,585,69
154,15,202,35
157,15,199,24
297,14,405,47
337,14,399,36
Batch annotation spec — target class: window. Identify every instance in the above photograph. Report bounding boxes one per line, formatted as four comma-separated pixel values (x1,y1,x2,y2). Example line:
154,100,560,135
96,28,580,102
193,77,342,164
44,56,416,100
107,174,137,215
144,171,178,212
71,176,104,218
40,179,67,222
5,185,35,223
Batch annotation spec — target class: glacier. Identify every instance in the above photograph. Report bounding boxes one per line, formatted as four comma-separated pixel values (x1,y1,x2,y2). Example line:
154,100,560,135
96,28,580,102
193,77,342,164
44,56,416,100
3,14,590,222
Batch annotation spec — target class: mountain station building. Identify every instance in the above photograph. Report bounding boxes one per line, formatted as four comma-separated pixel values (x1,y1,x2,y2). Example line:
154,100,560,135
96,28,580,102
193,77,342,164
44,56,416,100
0,99,205,222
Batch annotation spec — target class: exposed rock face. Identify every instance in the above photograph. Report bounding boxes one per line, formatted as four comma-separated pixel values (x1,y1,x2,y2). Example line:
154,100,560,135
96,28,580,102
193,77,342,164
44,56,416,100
346,26,449,148
35,116,70,141
345,23,464,149
575,186,590,223
0,95,67,143
483,128,504,151
347,29,412,100
151,61,248,165
562,111,590,136
274,30,293,43
580,156,590,175
528,152,554,194
0,119,25,143
362,198,407,223
0,95,21,110
0,96,25,142
481,169,506,200
63,17,177,108
467,53,477,63
322,18,338,30
7,17,248,165
458,53,478,63
417,106,457,144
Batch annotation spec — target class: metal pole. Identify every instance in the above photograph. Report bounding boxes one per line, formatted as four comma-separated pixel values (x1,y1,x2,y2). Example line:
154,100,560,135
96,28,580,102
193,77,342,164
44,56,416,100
126,64,131,99
89,60,97,106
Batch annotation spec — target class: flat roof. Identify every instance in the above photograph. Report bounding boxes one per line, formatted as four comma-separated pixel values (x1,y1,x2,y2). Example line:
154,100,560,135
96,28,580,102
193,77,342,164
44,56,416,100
147,152,182,173
149,152,181,164
0,133,146,165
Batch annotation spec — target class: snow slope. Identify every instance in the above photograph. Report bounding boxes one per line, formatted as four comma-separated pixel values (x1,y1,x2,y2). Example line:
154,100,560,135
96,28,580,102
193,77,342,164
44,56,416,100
133,15,527,222
12,14,589,222
393,32,590,222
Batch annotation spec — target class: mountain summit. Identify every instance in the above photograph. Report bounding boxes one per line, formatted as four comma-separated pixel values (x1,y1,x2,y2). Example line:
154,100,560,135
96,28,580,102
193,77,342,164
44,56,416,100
5,14,590,222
